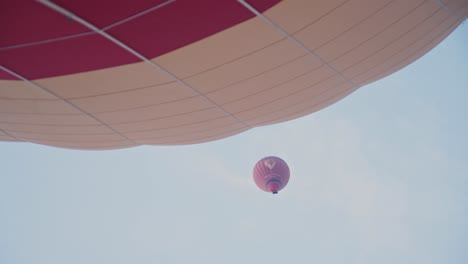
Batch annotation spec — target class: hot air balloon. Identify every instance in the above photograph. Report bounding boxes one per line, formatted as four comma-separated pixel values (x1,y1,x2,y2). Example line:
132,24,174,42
1,0,466,149
253,156,290,194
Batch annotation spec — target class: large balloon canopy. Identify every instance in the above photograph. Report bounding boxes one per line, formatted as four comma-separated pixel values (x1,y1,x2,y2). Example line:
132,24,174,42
1,0,466,149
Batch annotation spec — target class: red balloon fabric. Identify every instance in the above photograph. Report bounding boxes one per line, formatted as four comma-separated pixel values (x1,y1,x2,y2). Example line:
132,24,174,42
253,156,290,194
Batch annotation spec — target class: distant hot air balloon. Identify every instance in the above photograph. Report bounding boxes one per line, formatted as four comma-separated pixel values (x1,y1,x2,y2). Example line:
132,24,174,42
253,156,290,194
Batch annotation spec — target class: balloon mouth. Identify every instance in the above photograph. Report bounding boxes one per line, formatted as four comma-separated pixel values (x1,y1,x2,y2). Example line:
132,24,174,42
266,180,282,194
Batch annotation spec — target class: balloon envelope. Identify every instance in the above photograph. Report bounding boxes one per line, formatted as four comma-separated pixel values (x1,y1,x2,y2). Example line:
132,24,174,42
253,156,290,194
1,0,466,149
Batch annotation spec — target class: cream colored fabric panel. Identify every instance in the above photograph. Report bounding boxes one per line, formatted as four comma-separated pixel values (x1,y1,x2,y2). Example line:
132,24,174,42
35,62,173,99
360,20,460,86
461,4,468,18
251,85,357,127
184,39,306,94
24,139,133,150
142,122,247,145
460,6,468,18
206,56,322,104
222,66,335,113
0,129,18,142
0,80,56,100
154,17,284,79
234,76,346,121
440,0,468,18
342,6,454,81
156,126,250,146
453,0,468,18
0,135,18,141
69,82,196,113
127,116,235,141
352,15,459,85
0,98,81,114
0,123,113,135
93,96,214,124
0,113,99,125
331,0,440,72
294,0,393,50
314,0,426,62
111,108,224,133
10,131,124,143
264,0,348,33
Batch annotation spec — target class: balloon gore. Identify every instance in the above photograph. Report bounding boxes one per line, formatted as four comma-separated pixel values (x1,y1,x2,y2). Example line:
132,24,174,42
253,156,290,194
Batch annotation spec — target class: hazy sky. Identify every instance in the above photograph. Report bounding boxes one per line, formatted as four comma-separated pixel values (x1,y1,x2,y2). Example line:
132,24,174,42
1,24,467,264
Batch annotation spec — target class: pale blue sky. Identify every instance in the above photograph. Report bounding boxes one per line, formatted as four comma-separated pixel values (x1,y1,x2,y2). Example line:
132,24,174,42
1,24,467,264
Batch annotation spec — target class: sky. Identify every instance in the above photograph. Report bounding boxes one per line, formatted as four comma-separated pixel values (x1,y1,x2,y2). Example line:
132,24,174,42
1,23,467,264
